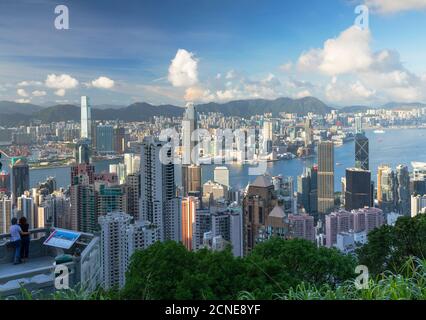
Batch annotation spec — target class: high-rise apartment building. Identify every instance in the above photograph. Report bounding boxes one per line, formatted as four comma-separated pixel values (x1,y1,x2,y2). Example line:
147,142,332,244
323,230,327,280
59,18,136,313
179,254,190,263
317,141,334,215
140,136,181,242
126,173,140,221
98,212,155,290
288,214,315,242
0,195,12,234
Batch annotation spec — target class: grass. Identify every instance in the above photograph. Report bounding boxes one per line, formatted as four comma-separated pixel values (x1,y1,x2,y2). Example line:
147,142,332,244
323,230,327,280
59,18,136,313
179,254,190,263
239,258,426,300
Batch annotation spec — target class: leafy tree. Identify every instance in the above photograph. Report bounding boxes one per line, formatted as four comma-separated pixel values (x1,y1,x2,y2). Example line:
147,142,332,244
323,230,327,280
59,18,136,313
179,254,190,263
243,238,356,299
122,238,357,300
357,214,426,275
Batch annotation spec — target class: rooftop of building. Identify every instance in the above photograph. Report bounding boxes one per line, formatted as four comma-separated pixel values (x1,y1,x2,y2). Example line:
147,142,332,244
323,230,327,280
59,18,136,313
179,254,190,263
251,175,273,188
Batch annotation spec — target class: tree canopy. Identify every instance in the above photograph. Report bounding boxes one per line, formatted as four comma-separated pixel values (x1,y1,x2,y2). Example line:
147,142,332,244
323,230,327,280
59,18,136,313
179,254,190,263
123,238,356,300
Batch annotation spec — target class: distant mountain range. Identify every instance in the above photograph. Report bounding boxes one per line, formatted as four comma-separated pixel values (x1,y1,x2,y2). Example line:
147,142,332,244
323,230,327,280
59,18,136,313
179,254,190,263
0,97,424,126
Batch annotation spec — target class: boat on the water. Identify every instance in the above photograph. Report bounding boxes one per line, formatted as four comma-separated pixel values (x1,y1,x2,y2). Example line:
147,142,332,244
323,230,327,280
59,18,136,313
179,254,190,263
374,130,385,134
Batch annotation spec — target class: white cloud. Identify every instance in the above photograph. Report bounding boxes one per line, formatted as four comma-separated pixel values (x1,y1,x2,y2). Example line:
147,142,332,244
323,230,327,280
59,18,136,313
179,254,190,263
32,90,47,97
17,88,29,97
325,78,376,103
168,49,198,87
298,26,373,76
184,86,215,102
17,80,43,87
225,70,236,79
14,98,31,103
54,89,66,97
91,76,115,89
45,74,79,89
295,90,312,99
364,0,426,14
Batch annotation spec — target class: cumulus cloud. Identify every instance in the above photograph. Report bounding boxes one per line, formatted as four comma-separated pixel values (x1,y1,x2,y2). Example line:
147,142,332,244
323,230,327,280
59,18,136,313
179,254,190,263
54,89,66,97
168,49,198,87
298,26,373,76
17,88,29,97
91,76,115,89
364,0,426,14
45,74,79,89
184,86,215,102
325,77,376,103
32,90,47,97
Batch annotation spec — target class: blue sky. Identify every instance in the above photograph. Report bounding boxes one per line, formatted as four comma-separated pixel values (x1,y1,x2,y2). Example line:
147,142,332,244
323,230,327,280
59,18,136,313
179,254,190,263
0,0,426,106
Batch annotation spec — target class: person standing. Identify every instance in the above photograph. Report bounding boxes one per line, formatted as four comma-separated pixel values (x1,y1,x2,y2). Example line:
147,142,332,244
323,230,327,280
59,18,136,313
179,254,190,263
10,218,23,265
19,216,30,262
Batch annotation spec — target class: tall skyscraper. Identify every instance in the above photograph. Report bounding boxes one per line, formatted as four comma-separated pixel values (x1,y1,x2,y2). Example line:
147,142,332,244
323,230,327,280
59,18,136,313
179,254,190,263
70,183,96,232
304,117,313,147
10,157,30,205
99,212,156,290
182,164,202,197
74,139,91,164
317,141,334,215
181,102,201,197
113,127,126,154
345,168,372,211
243,175,278,254
377,165,397,213
355,133,369,171
96,124,114,153
81,96,92,140
181,196,197,251
354,116,363,134
140,136,181,242
0,195,12,234
396,164,411,216
126,173,140,221
182,102,198,166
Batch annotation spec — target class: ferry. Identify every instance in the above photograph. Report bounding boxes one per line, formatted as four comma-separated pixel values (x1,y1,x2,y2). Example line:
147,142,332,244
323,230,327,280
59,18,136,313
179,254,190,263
374,129,385,134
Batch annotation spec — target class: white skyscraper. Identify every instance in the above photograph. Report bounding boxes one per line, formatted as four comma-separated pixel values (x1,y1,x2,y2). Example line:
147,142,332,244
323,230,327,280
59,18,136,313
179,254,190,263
182,102,198,165
140,136,181,242
98,212,156,290
81,96,92,140
0,195,12,234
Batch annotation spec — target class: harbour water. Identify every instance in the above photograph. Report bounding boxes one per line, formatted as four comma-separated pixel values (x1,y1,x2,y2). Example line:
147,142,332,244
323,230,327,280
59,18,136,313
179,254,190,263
28,128,426,191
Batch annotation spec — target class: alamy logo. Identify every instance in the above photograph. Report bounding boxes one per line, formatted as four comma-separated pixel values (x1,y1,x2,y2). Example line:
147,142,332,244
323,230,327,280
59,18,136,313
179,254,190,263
355,265,369,290
54,264,70,290
54,5,70,30
354,5,369,31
